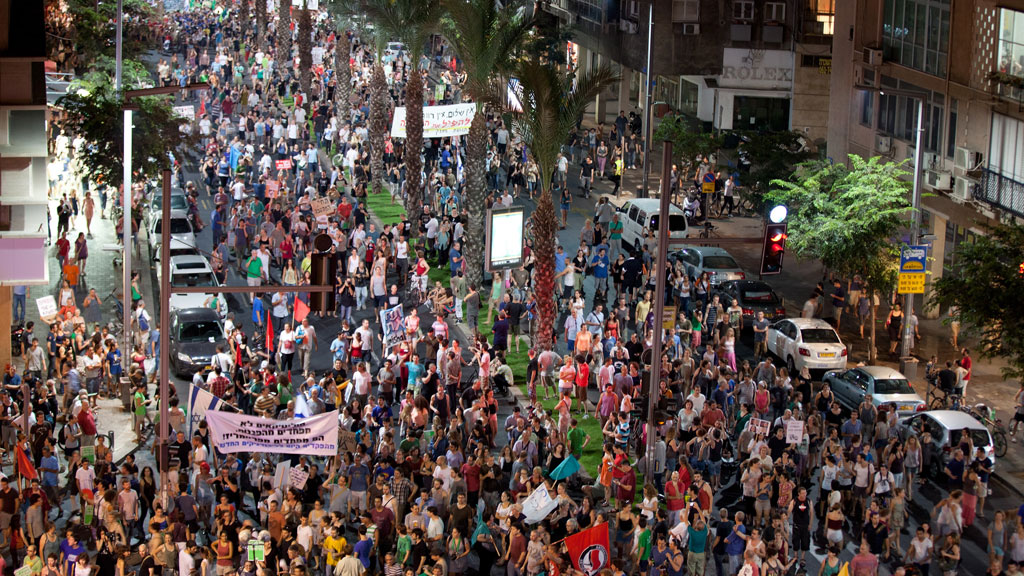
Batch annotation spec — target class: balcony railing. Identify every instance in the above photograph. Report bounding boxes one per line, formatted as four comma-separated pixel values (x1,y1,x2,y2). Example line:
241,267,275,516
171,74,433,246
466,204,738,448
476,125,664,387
979,168,1024,219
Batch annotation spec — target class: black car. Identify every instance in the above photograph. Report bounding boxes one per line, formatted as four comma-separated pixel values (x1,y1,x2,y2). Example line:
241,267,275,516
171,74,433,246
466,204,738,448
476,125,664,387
712,280,787,327
169,308,226,377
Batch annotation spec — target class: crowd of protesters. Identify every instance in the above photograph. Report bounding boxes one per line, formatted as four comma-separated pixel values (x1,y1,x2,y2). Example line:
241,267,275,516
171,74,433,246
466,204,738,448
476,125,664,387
4,4,1024,576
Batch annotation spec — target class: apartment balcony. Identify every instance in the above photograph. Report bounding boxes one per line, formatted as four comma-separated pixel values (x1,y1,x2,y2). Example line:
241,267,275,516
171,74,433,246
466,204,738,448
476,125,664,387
978,168,1024,219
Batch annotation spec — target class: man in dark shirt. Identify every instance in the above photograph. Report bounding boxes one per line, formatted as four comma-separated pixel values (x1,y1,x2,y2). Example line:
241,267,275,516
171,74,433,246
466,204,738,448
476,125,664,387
408,528,430,572
622,255,643,300
938,361,957,393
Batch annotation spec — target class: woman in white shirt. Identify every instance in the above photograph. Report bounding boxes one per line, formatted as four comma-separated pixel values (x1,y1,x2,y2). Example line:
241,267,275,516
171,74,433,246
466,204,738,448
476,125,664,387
278,324,296,372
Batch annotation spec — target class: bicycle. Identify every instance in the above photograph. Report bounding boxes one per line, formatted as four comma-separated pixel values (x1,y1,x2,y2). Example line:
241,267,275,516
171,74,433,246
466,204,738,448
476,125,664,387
697,221,720,239
960,403,1009,458
927,386,963,411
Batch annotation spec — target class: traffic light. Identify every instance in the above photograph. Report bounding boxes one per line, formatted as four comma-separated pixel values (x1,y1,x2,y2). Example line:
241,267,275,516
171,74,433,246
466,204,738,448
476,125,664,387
760,222,788,275
310,234,337,315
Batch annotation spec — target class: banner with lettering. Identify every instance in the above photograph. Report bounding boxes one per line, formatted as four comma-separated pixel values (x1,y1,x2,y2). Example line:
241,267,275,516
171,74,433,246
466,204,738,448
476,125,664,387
205,410,339,456
390,103,476,138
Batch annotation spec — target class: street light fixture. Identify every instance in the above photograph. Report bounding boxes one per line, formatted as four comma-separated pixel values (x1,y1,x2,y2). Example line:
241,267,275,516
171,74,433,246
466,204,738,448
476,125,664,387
768,204,788,224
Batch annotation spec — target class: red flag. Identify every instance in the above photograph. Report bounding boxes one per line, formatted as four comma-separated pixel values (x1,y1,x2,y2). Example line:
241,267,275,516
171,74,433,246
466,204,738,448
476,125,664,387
294,298,310,324
565,523,610,576
15,444,37,481
266,310,274,352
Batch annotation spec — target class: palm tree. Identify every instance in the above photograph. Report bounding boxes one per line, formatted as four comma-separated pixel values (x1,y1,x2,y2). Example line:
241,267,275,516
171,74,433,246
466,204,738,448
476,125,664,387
334,27,351,113
510,62,617,351
297,6,313,99
440,0,533,288
276,0,291,72
362,0,443,236
255,0,267,50
369,44,389,195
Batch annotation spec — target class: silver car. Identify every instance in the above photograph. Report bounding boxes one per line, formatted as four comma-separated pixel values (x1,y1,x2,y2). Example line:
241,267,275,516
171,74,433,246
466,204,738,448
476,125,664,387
896,410,996,470
824,365,926,416
670,246,746,286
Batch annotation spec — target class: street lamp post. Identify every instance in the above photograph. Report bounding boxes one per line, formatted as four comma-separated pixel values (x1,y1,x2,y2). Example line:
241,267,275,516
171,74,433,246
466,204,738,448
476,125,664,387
900,98,925,377
645,141,673,473
855,85,926,374
639,2,653,198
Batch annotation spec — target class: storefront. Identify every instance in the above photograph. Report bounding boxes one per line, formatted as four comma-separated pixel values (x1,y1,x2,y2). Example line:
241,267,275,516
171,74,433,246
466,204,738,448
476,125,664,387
712,48,794,131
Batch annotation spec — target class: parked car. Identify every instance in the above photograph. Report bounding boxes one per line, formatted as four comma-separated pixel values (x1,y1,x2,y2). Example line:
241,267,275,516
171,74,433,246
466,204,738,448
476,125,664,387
671,246,746,286
766,317,847,376
711,280,786,325
168,308,226,377
145,188,187,229
824,365,926,415
896,410,996,474
148,209,196,257
166,254,227,318
617,199,690,255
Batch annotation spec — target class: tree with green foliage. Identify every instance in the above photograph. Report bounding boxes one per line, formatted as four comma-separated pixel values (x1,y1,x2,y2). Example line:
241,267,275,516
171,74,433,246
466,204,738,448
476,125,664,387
654,113,723,188
734,130,812,212
57,91,197,191
930,222,1024,379
362,0,444,236
768,155,912,363
63,0,154,74
441,0,534,288
510,61,617,351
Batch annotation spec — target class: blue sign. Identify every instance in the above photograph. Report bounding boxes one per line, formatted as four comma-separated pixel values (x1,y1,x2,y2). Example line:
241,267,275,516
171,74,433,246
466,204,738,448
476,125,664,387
899,245,928,273
702,173,715,184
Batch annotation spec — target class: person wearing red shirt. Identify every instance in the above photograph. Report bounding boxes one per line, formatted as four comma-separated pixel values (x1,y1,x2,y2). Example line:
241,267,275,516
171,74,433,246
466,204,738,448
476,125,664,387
701,401,726,428
665,470,686,524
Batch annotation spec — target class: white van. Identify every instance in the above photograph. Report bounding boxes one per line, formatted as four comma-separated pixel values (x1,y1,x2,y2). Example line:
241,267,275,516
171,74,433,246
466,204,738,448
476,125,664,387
617,198,690,254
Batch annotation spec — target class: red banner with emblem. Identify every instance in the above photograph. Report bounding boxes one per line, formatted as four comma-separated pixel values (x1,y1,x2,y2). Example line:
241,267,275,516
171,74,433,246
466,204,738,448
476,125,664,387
565,523,610,576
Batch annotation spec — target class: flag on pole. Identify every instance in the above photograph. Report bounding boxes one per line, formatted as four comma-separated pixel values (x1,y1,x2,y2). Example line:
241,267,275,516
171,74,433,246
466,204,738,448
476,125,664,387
265,310,274,352
550,455,580,480
565,523,611,576
837,563,849,576
294,298,310,323
15,444,37,481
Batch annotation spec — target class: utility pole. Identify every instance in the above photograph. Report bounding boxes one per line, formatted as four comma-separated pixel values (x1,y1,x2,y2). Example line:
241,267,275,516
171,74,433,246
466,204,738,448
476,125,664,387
645,141,672,472
158,170,171,477
639,1,653,198
900,98,924,378
116,0,132,378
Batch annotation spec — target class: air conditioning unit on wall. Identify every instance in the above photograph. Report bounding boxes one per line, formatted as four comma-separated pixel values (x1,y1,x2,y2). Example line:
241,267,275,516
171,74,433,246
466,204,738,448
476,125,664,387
863,48,883,66
954,147,981,171
952,176,976,202
681,23,700,35
925,170,952,191
876,135,892,154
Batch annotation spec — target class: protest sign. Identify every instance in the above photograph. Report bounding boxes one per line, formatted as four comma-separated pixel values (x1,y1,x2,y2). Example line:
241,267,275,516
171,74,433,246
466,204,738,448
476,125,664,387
390,103,476,139
311,197,334,217
205,410,339,456
379,305,406,349
81,445,95,463
275,159,293,171
339,429,358,454
36,296,58,323
786,419,804,444
289,467,310,490
521,484,559,524
749,418,771,436
265,180,281,198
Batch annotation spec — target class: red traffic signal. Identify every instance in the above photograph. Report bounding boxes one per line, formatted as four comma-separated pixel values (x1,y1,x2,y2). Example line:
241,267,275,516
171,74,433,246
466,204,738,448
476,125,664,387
761,223,788,275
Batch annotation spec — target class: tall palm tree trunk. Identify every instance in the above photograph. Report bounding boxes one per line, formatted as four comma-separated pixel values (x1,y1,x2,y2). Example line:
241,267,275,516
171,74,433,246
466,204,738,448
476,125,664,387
276,0,291,75
255,0,267,50
404,70,424,236
334,34,351,114
463,111,488,288
298,8,313,100
532,183,558,351
369,62,388,194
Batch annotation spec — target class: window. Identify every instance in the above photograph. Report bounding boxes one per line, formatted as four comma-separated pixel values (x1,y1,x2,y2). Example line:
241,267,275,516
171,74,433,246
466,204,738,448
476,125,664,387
625,0,640,19
989,113,1024,182
809,0,835,35
860,90,875,127
946,100,957,158
878,92,897,135
882,0,950,78
765,2,786,22
672,0,699,22
997,9,1024,78
733,0,754,21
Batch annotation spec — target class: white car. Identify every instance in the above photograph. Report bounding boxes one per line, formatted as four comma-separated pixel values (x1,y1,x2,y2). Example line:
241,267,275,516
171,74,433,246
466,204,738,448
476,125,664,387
148,209,196,257
617,198,690,255
164,254,227,318
766,317,847,375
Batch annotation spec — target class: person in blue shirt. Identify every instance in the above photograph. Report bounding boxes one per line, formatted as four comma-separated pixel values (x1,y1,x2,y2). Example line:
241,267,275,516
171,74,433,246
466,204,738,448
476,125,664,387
406,355,424,395
105,341,123,384
449,241,463,277
348,458,371,511
354,524,373,568
40,446,61,499
252,296,265,331
330,333,347,364
590,247,610,295
555,245,567,276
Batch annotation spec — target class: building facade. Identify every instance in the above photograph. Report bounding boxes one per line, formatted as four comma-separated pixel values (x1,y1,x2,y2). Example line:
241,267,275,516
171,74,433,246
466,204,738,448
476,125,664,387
540,0,834,145
828,0,1024,317
0,0,50,364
